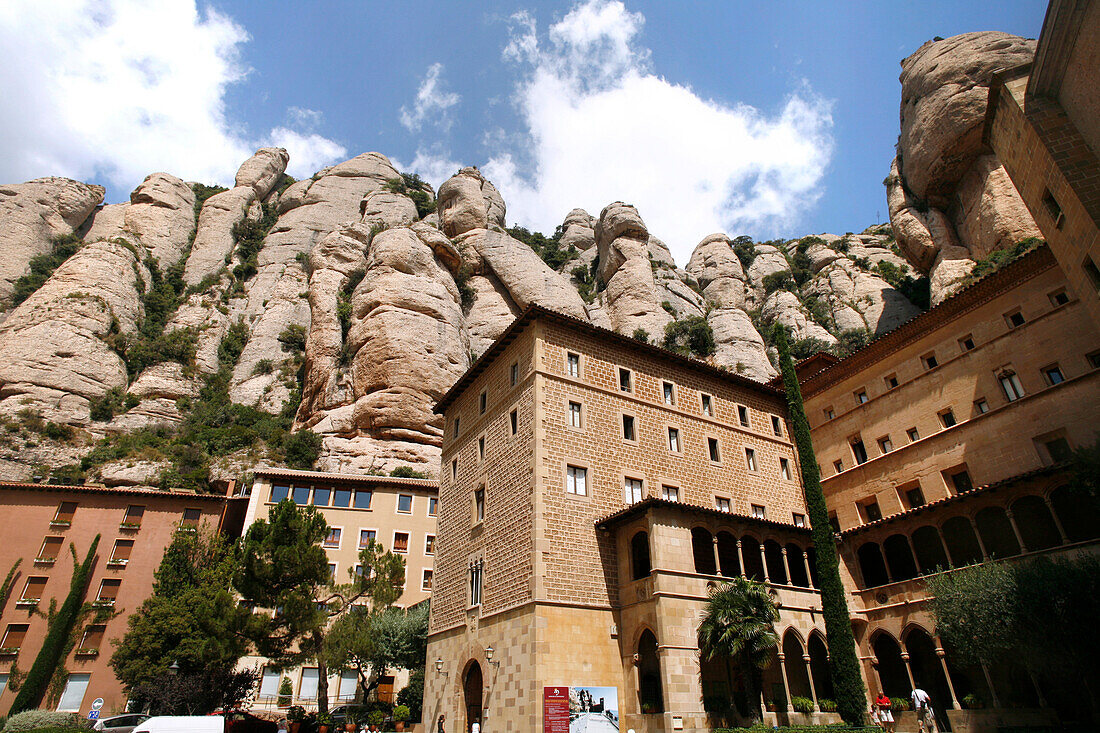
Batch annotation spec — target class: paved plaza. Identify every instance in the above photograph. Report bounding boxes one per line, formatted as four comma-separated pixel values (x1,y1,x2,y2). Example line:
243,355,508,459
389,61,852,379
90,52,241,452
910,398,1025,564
570,711,619,733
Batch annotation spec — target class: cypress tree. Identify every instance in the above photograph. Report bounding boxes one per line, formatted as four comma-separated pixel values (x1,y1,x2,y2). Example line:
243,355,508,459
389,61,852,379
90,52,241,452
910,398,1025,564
773,325,866,724
8,535,99,716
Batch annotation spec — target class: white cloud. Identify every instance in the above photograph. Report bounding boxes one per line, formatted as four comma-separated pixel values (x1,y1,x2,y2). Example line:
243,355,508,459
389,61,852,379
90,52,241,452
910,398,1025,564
392,147,463,193
399,63,461,132
484,0,834,264
0,0,346,200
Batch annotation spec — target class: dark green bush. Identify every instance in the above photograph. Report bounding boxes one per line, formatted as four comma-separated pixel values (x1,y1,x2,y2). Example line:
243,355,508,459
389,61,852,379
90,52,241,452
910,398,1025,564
12,234,83,306
731,235,757,270
283,430,322,470
507,225,574,269
963,237,1042,286
391,466,429,479
278,324,307,353
453,265,475,311
632,328,649,343
762,271,794,294
663,316,716,358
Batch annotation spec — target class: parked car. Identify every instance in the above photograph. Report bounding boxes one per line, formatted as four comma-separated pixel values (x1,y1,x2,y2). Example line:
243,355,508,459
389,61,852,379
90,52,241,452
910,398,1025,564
133,717,224,733
93,714,150,733
329,704,370,728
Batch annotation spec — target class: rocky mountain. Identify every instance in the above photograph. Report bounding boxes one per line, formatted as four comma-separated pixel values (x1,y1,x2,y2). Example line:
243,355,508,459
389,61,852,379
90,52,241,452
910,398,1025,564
0,31,1040,487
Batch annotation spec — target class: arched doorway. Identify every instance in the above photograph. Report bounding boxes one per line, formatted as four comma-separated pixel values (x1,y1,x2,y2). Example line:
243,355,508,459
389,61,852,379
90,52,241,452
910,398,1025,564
911,525,949,574
904,627,954,730
941,516,983,566
717,531,741,577
637,629,664,713
975,507,1020,558
692,527,717,575
463,661,483,732
857,542,889,587
808,632,833,702
782,630,812,701
741,535,765,581
871,632,909,699
1011,495,1061,551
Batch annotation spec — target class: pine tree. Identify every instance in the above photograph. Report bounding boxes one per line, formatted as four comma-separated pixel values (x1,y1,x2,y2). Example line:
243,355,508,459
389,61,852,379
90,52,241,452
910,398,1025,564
773,325,866,725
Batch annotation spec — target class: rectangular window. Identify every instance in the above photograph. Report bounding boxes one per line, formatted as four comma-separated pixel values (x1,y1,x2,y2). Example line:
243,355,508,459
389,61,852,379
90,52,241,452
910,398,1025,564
833,460,844,473
510,409,518,435
974,399,989,414
393,532,409,553
906,427,920,442
181,508,201,527
312,486,331,506
567,352,580,378
792,513,806,527
271,484,290,502
708,438,721,463
771,415,783,436
78,624,105,651
715,497,731,513
779,457,791,480
2,624,28,649
745,447,757,471
359,529,377,549
354,490,373,510
948,469,973,493
667,427,680,452
940,409,957,428
425,534,436,555
829,513,841,533
622,414,636,441
568,401,582,428
479,391,487,414
474,488,485,522
323,528,341,548
851,439,868,465
1000,371,1024,401
619,368,632,392
701,394,713,417
97,579,121,602
478,435,486,460
292,485,310,505
855,389,868,405
624,477,644,504
878,436,893,454
110,539,134,564
884,374,899,389
566,465,588,496
1005,309,1025,329
469,560,483,606
662,485,679,502
662,382,675,405
904,485,926,509
824,407,835,420
397,494,413,513
450,459,457,482
510,362,518,386
1043,364,1065,385
751,504,766,520
737,405,749,427
333,488,351,508
52,501,77,524
860,499,882,523
259,669,281,699
1084,255,1100,292
299,668,319,700
1044,437,1073,463
123,505,144,527
21,577,47,602
1049,289,1069,307
422,569,433,591
1043,188,1064,225
56,672,90,712
453,417,460,437
428,497,438,516
922,353,938,370
959,335,975,352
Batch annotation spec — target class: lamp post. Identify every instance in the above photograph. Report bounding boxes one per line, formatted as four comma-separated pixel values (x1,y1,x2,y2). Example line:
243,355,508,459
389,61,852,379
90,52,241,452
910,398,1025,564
485,646,500,669
435,658,448,677
168,661,179,676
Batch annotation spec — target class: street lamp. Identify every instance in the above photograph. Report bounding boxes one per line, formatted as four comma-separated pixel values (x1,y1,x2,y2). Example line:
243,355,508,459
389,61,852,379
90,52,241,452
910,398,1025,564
485,646,500,669
435,658,448,677
168,661,179,676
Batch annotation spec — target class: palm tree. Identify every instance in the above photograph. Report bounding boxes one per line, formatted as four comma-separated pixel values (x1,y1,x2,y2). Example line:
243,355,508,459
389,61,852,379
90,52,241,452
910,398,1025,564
697,577,780,723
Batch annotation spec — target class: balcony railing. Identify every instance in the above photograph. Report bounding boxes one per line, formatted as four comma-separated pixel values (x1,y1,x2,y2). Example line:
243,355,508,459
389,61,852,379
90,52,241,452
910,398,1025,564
106,558,129,568
73,648,99,658
15,598,39,608
34,557,57,566
119,522,142,531
49,520,72,530
0,647,20,656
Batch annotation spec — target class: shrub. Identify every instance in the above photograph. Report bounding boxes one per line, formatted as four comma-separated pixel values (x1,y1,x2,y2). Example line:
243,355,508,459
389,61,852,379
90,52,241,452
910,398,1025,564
507,224,574,269
818,698,838,712
791,696,815,714
366,710,385,727
660,300,676,315
253,359,275,376
1,709,83,731
962,237,1042,286
11,234,83,306
663,316,716,358
278,324,307,353
962,692,983,709
89,387,126,422
632,328,649,343
453,265,475,311
762,271,793,294
337,270,366,340
571,263,598,303
731,235,756,269
393,705,411,723
391,466,429,479
283,430,322,470
277,676,292,707
43,422,74,441
230,203,278,284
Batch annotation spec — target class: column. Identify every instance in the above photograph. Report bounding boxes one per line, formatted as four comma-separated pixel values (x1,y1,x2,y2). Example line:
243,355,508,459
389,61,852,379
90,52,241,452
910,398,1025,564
777,652,792,714
934,639,959,710
981,663,1002,708
736,539,747,579
802,550,815,589
881,546,896,584
936,526,955,568
759,543,770,583
803,654,820,712
906,534,923,575
968,516,990,560
712,536,723,577
781,547,794,586
1005,508,1028,553
1043,497,1069,545
1028,670,1048,708
900,651,916,689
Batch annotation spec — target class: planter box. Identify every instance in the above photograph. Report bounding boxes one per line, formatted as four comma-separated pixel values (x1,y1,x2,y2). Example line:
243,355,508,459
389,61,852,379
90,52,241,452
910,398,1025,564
106,559,129,568
93,599,116,608
119,522,142,531
34,557,57,565
0,647,20,656
15,598,39,608
74,648,99,658
50,520,72,529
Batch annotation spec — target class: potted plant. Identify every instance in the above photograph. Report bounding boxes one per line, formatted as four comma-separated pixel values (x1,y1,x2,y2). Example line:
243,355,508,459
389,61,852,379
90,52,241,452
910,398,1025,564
287,705,306,733
316,711,333,733
891,696,911,713
343,709,359,732
278,678,293,708
393,705,410,731
366,710,385,730
791,696,815,714
818,698,838,712
962,693,985,709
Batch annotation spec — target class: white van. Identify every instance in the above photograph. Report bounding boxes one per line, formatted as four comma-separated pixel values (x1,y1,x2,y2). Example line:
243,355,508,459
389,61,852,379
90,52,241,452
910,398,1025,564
132,716,224,732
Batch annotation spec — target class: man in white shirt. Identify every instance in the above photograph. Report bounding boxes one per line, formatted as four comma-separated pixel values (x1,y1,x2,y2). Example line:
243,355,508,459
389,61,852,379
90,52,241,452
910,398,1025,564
470,720,481,733
911,687,935,733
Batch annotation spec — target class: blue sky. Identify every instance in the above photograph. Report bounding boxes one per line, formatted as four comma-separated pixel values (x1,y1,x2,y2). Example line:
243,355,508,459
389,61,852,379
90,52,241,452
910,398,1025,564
0,1,1045,264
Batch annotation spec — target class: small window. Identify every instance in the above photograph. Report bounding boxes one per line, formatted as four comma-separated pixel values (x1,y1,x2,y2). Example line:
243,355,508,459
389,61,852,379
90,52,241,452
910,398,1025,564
701,394,713,417
661,485,679,502
715,496,731,513
959,335,975,352
53,501,77,524
479,391,487,415
450,459,458,482
428,496,438,516
745,447,757,471
833,459,844,474
939,409,957,428
469,559,483,606
422,569,433,591
999,371,1024,401
397,494,413,513
478,435,486,460
974,398,989,414
828,512,841,533
292,485,310,505
453,417,460,437
425,534,436,555
906,427,920,442
510,408,518,435
355,489,373,510
1043,436,1073,463
1043,364,1065,385
394,532,409,553
182,508,201,527
110,539,134,564
510,362,518,386
792,513,806,527
859,499,882,523
566,465,587,496
21,577,47,602
878,436,893,454
568,401,582,428
618,368,632,392
123,505,144,527
96,578,121,602
1005,309,1025,329
751,504,766,520
922,353,938,370
622,414,636,441
1085,255,1100,291
567,352,580,378
624,477,644,504
662,382,675,405
707,438,721,463
855,389,868,405
271,484,290,502
314,485,332,507
851,438,868,465
667,427,681,453
473,488,485,523
323,528,341,548
737,405,749,427
904,485,926,509
771,415,783,436
1048,289,1069,307
1043,188,1064,226
359,529,377,549
333,488,352,508
1,624,29,650
779,457,791,480
328,563,338,582
884,374,898,390
824,407,836,420
947,469,973,493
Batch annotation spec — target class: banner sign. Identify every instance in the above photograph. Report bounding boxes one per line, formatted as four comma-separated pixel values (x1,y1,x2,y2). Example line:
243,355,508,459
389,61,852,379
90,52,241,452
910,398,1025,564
544,685,619,732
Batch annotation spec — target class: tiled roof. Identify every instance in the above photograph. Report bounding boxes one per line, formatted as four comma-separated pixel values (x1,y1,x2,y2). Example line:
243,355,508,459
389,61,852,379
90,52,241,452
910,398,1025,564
595,496,812,534
0,481,230,501
252,467,438,488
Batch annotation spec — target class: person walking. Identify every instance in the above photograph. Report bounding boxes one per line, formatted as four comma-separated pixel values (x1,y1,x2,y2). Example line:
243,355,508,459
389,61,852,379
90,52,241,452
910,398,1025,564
911,686,936,733
874,692,895,733
470,720,481,733
437,713,446,733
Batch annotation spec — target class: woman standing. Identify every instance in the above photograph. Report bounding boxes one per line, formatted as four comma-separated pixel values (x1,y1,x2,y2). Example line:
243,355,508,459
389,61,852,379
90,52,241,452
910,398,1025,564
874,692,895,733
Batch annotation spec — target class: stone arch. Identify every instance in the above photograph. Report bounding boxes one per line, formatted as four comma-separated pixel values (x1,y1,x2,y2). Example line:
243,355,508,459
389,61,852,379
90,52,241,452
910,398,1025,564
637,628,664,713
904,626,954,725
691,527,717,575
806,546,819,587
975,506,1020,558
631,530,651,580
871,630,910,699
462,660,483,732
716,531,741,577
740,534,765,581
807,631,834,702
942,515,983,566
785,543,809,587
782,628,812,702
1050,484,1100,542
911,525,949,574
857,541,889,587
883,534,918,580
763,539,787,584
1011,495,1061,551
